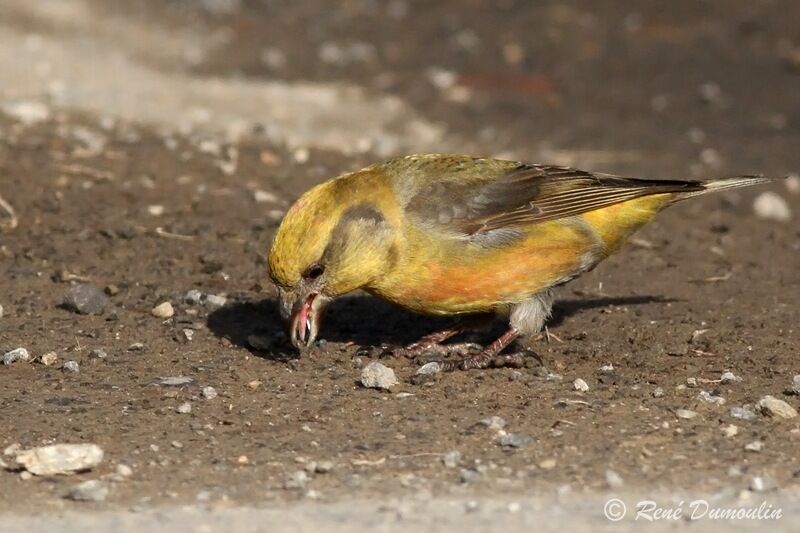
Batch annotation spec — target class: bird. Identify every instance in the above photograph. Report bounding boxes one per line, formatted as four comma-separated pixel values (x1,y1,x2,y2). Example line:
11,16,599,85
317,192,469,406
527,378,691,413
267,154,771,372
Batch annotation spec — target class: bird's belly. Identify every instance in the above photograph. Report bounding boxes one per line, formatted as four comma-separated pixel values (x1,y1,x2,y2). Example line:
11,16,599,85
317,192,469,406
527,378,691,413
372,224,599,315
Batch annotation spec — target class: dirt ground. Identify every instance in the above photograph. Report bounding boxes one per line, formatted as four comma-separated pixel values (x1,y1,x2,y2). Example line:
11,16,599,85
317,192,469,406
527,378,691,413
1,0,799,526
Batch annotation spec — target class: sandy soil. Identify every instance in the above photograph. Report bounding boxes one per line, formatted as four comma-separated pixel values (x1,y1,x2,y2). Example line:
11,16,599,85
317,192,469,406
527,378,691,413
1,0,799,529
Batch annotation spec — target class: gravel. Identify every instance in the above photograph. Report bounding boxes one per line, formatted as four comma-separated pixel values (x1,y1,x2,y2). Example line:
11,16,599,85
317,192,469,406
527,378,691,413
89,348,108,359
158,376,194,386
185,290,204,305
202,386,218,400
442,451,461,468
730,406,758,421
757,395,798,419
63,360,80,373
40,352,58,366
753,191,792,222
65,479,109,502
572,378,589,392
62,284,109,315
478,416,507,431
360,361,399,390
176,402,192,414
3,347,31,365
720,371,741,384
789,375,800,395
498,433,533,449
204,294,227,307
675,409,698,419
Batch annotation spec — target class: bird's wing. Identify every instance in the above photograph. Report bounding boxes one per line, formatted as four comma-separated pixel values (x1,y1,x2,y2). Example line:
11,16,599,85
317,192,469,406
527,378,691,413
403,159,703,236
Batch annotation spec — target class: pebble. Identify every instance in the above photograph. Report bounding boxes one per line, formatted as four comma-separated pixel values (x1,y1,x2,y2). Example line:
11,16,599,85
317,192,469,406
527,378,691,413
0,303,3,318
442,450,461,468
572,378,589,392
313,460,335,473
1,100,51,125
202,386,218,400
721,424,739,437
459,468,484,484
652,387,665,398
499,433,533,449
749,476,776,493
185,290,204,305
785,174,800,194
253,189,279,203
745,440,764,452
605,470,624,489
478,416,507,431
40,352,58,366
176,402,192,414
128,342,145,351
89,348,108,359
66,479,108,502
3,347,31,365
538,458,557,470
698,390,726,405
285,470,309,489
147,204,165,216
115,464,133,477
204,294,227,307
788,375,800,395
753,191,792,222
416,361,442,375
676,409,698,419
151,302,175,318
757,395,798,419
720,371,742,384
360,361,399,390
158,376,194,386
14,443,104,475
730,406,758,421
63,284,109,315
63,360,80,373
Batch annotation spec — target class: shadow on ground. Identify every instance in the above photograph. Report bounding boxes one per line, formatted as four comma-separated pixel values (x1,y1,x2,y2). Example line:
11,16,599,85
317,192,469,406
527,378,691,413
206,293,674,360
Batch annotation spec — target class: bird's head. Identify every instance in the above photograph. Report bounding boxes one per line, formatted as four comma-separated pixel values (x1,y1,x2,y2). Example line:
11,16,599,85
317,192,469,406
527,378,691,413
268,175,396,349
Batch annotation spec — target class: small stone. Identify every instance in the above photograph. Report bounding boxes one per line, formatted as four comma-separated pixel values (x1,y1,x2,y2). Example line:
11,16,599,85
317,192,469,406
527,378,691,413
478,416,507,431
15,444,104,475
314,460,335,473
158,376,194,386
176,329,194,343
147,204,165,216
63,360,80,373
757,395,797,419
40,352,58,366
744,440,764,452
459,468,483,484
63,284,109,315
698,390,725,405
720,371,741,384
247,380,262,390
285,470,309,489
416,361,442,375
499,433,533,449
753,192,792,222
749,476,776,493
538,458,557,470
128,342,145,351
185,290,204,305
89,348,108,359
360,361,399,390
1,100,51,125
3,347,31,365
202,386,218,400
104,284,120,296
686,377,698,388
253,189,279,203
652,387,665,398
151,302,175,318
788,375,800,395
204,294,227,307
676,409,698,419
572,378,589,392
176,402,192,414
0,304,3,318
722,424,739,437
19,471,32,481
730,406,758,421
785,174,800,195
605,470,624,489
66,479,108,502
442,450,461,468
115,464,133,477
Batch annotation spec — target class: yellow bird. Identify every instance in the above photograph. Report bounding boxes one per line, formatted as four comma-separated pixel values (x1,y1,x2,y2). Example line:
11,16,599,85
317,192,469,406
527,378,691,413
268,154,770,371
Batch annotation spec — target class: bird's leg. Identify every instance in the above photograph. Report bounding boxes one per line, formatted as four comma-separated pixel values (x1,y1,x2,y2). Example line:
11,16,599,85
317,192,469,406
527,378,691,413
437,328,524,371
400,318,484,358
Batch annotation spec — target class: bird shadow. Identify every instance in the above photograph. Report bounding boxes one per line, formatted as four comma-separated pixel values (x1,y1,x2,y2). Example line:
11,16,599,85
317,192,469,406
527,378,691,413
206,292,675,360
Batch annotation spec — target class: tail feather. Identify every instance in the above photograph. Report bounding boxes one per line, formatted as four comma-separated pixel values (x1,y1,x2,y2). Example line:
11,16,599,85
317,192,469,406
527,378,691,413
673,175,773,201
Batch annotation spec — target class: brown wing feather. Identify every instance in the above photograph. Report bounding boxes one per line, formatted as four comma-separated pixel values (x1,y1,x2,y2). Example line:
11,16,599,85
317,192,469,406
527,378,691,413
404,159,704,236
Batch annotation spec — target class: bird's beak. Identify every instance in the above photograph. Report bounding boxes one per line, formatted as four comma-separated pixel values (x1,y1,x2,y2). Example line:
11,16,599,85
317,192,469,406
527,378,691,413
288,292,330,349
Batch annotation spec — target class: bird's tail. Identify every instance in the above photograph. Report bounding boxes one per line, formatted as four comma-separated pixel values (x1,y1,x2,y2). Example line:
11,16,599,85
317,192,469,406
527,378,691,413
672,175,773,202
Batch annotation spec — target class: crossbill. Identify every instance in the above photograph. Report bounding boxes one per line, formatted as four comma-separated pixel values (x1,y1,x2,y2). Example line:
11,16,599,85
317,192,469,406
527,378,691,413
268,154,769,372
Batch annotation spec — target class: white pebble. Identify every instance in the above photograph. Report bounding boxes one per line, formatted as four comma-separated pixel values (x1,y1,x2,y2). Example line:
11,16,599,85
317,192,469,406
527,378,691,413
40,352,58,366
676,409,698,419
360,361,399,390
202,386,218,400
757,395,797,419
720,371,741,384
14,443,104,475
253,189,279,203
147,204,165,216
416,361,441,375
151,301,175,318
204,294,227,307
3,347,31,365
115,464,133,477
721,424,738,437
785,174,800,195
63,360,80,373
753,191,792,222
176,402,192,414
185,290,204,305
1,100,51,125
572,378,589,392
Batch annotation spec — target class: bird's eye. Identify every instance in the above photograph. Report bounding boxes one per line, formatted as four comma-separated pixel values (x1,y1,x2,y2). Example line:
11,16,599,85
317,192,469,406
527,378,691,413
303,263,325,280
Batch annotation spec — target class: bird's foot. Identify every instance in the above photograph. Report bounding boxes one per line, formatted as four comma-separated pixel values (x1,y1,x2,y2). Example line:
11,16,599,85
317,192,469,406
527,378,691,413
400,341,482,359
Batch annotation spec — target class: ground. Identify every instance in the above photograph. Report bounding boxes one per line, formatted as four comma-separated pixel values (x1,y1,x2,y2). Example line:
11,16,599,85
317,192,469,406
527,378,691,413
1,0,799,530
